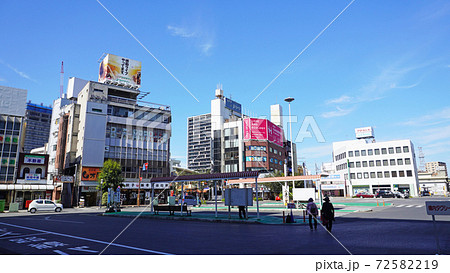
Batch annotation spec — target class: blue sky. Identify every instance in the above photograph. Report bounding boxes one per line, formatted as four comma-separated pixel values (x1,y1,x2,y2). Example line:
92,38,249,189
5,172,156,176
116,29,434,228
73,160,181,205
1,0,450,171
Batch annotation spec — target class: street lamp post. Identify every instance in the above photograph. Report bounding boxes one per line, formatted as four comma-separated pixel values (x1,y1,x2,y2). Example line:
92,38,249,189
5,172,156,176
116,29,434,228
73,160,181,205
285,97,295,202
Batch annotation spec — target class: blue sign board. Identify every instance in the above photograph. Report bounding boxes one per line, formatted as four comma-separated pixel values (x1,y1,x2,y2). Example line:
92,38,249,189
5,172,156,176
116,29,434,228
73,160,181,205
225,98,242,114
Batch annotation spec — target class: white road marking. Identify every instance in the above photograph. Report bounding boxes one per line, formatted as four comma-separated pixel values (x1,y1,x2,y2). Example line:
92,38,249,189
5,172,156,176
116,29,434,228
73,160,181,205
53,250,69,255
416,205,424,208
0,231,21,237
0,232,48,240
0,221,172,255
44,216,84,224
396,205,405,207
67,246,98,253
406,205,414,208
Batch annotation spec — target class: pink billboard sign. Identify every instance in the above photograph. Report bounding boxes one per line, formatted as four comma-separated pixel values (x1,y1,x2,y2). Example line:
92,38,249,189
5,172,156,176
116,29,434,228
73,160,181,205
268,120,283,147
244,118,283,147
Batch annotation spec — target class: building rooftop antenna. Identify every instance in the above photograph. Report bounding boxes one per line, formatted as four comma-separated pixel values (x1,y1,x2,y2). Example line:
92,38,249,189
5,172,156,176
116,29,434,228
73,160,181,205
60,61,64,98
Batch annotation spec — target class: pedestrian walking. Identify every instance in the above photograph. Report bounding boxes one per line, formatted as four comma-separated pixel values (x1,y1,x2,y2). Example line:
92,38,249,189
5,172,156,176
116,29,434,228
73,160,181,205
321,196,335,232
238,205,246,219
306,198,318,230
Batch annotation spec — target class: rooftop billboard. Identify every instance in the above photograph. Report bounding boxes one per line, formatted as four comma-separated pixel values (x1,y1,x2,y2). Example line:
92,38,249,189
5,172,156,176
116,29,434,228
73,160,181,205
355,126,374,139
244,118,283,147
98,54,141,88
225,98,242,115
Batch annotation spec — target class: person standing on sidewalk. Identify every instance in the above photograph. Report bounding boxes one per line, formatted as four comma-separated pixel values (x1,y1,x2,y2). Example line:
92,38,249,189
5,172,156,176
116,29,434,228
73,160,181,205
321,196,335,232
306,198,318,230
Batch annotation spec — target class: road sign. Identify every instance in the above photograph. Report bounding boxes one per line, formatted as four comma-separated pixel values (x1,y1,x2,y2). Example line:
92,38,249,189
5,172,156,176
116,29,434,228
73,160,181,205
287,203,295,209
425,201,450,215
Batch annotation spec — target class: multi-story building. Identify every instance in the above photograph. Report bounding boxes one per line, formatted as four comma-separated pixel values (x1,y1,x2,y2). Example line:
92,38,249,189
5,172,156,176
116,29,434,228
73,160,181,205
187,114,211,171
0,85,27,206
23,102,52,153
48,55,172,206
425,162,447,176
331,127,420,196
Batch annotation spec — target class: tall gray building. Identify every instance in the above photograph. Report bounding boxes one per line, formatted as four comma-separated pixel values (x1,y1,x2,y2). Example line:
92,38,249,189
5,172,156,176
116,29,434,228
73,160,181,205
23,102,52,153
0,85,27,204
187,114,212,171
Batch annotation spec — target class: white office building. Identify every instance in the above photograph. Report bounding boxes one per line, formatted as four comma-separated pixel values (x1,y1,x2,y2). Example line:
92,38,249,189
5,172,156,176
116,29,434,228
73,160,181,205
332,138,420,196
187,113,212,171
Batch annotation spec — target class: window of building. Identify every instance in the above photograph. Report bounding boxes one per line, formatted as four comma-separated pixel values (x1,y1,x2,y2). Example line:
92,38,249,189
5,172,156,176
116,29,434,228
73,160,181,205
396,147,402,153
23,167,30,176
350,173,356,179
384,171,390,178
403,146,410,153
368,149,373,156
375,149,380,155
388,147,394,154
357,173,362,179
406,170,413,177
376,160,381,166
370,172,376,178
355,150,360,157
377,172,383,178
363,172,369,179
381,148,387,154
390,159,396,166
383,160,388,166
369,161,374,167
391,171,397,177
399,171,405,177
397,159,403,165
349,162,355,168
361,150,366,156
362,161,368,167
348,151,353,157
356,161,361,168
405,158,411,165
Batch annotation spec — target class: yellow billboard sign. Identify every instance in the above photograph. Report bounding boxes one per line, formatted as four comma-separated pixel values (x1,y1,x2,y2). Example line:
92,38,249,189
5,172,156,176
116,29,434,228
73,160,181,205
98,53,141,88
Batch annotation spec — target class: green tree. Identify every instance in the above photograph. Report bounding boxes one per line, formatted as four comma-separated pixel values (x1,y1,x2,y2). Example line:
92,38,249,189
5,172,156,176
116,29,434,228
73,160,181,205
97,160,124,192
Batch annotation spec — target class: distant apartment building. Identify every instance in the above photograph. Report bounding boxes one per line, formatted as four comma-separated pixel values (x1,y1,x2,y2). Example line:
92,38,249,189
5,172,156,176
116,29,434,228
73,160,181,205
187,114,211,171
425,161,447,175
23,102,52,153
330,127,420,197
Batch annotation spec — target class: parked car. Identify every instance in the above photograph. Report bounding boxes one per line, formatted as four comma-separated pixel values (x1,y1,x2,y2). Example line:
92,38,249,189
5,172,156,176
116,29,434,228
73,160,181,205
376,190,395,198
421,190,431,196
355,192,375,198
177,195,199,206
393,191,409,199
28,199,63,213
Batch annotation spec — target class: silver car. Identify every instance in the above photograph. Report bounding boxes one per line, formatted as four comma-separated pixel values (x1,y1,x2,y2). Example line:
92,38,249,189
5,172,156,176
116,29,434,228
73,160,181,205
28,199,63,213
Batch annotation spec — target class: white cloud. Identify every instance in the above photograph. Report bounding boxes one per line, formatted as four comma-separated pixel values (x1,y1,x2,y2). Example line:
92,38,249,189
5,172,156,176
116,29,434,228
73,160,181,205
167,25,197,38
0,60,37,83
0,77,5,82
167,24,215,56
400,107,450,127
321,107,354,118
416,125,450,144
326,95,351,105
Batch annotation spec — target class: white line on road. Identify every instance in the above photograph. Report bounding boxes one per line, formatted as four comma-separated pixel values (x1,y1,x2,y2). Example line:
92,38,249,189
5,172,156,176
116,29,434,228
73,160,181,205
0,221,172,255
396,205,405,207
68,246,98,253
44,216,84,224
406,205,414,208
53,250,69,255
0,232,48,240
416,205,424,208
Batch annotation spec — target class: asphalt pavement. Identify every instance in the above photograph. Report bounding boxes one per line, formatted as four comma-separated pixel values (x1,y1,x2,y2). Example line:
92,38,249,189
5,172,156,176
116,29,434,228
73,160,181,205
0,196,448,255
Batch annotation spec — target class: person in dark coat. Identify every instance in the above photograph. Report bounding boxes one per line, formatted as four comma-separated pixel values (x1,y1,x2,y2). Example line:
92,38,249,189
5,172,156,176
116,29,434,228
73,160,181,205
321,196,335,232
239,206,246,219
306,198,318,230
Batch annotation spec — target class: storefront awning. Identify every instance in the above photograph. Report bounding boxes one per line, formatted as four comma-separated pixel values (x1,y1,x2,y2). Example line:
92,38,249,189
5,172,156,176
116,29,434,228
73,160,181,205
0,184,54,190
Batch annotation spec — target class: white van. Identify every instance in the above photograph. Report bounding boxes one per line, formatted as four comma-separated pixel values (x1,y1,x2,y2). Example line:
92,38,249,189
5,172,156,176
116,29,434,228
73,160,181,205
28,199,63,213
177,195,199,206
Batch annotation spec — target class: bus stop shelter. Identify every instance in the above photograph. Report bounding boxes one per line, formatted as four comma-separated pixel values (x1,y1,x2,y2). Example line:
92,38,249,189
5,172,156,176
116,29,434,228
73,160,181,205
149,171,260,218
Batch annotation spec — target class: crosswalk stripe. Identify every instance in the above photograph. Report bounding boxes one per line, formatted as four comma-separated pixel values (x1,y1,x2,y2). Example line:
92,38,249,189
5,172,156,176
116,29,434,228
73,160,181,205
396,205,405,207
406,205,414,208
416,205,423,208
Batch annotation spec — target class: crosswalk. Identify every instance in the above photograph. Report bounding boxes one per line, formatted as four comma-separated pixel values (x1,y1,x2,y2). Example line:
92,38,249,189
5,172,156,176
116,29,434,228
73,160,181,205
395,204,424,208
